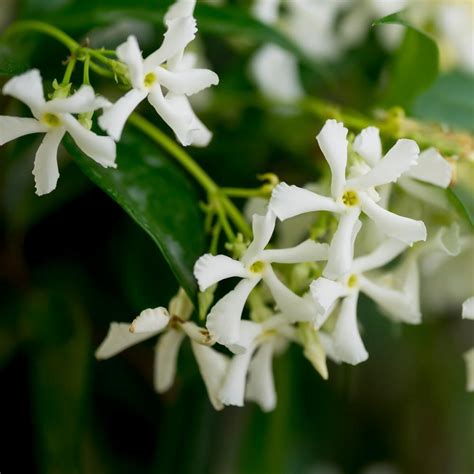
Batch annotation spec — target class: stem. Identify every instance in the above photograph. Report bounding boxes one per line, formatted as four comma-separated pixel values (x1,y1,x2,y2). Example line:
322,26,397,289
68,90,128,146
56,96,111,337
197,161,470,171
210,222,222,255
213,196,235,242
221,187,270,198
83,55,91,85
61,55,76,86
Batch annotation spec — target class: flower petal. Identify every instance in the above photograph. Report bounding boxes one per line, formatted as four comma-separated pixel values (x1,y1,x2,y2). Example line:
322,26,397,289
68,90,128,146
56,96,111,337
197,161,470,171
270,182,342,221
464,348,474,392
316,119,348,199
352,238,408,273
433,223,461,257
116,35,144,89
33,128,65,196
181,322,213,345
2,69,45,116
0,116,46,145
323,209,361,279
462,297,474,320
404,147,452,188
302,332,329,379
62,114,116,168
130,307,170,333
252,0,280,24
249,44,304,102
164,0,196,23
154,329,186,393
353,126,382,167
98,88,147,141
206,278,260,350
332,293,368,365
246,342,277,412
359,275,421,324
147,85,194,146
229,320,263,354
241,210,275,265
194,253,248,292
262,240,329,264
46,85,110,114
263,266,315,322
310,277,348,327
144,17,197,69
191,341,228,410
155,67,219,96
165,92,212,147
169,287,194,320
359,192,426,244
95,322,158,359
347,139,419,190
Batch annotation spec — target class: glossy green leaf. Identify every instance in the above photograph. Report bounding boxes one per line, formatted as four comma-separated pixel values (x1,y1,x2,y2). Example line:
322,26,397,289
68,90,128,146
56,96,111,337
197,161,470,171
447,184,474,229
374,11,439,110
413,72,474,131
64,128,205,298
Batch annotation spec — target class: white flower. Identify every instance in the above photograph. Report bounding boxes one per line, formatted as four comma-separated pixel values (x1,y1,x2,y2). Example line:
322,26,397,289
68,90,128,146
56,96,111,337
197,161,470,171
462,297,474,320
310,237,419,365
0,69,116,195
99,7,218,145
464,348,474,392
95,288,227,410
194,210,329,350
270,120,427,279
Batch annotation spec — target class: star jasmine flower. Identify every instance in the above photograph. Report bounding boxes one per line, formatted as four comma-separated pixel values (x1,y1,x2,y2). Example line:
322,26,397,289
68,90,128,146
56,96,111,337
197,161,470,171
270,120,427,279
98,7,219,145
0,69,116,196
310,236,419,365
95,288,227,410
194,211,329,351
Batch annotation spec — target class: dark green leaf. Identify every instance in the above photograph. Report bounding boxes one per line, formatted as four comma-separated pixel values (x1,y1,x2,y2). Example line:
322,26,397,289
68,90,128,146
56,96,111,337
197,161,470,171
0,39,31,75
64,127,205,298
447,183,474,229
374,11,439,110
413,71,474,131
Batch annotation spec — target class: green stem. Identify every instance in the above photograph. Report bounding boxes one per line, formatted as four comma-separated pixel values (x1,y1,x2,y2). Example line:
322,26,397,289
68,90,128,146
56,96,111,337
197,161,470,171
61,55,76,86
221,187,269,198
213,196,235,242
83,55,91,85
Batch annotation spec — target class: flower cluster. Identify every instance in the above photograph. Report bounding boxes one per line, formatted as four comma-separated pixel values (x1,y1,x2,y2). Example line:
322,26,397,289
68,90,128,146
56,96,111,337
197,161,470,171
0,0,218,195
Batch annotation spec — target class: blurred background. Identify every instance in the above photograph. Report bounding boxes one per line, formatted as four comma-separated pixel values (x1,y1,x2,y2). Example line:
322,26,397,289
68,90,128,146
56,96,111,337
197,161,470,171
0,0,473,473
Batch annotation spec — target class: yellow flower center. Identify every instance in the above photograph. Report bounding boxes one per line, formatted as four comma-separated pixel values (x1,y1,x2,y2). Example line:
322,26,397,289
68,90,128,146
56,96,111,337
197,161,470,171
144,72,157,88
249,260,265,274
41,113,62,127
347,274,358,288
342,189,359,207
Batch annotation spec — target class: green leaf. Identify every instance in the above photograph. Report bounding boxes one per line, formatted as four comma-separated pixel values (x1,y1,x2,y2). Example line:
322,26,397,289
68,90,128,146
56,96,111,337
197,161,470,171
64,128,205,298
374,11,439,110
413,72,474,131
447,183,474,229
0,39,32,75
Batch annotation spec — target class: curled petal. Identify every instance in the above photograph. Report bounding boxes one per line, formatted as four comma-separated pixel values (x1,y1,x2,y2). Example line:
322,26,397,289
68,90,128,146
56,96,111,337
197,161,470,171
404,147,452,188
353,126,382,167
323,209,361,279
33,128,65,196
0,116,46,145
464,348,474,392
241,210,276,265
270,182,342,221
347,139,419,190
352,238,408,274
262,240,329,264
2,69,45,116
155,67,219,96
47,86,110,114
165,0,196,23
63,114,116,168
206,278,260,350
249,44,303,102
246,342,277,412
191,341,228,410
95,322,158,359
230,320,263,354
148,85,194,146
332,293,368,365
165,92,212,147
359,192,426,244
116,35,144,89
433,223,461,257
319,331,341,364
154,329,186,393
263,266,315,322
169,287,194,320
359,275,421,324
310,277,348,327
194,253,248,292
462,297,474,320
144,16,197,69
316,119,348,199
181,322,213,345
130,307,170,333
98,88,147,141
